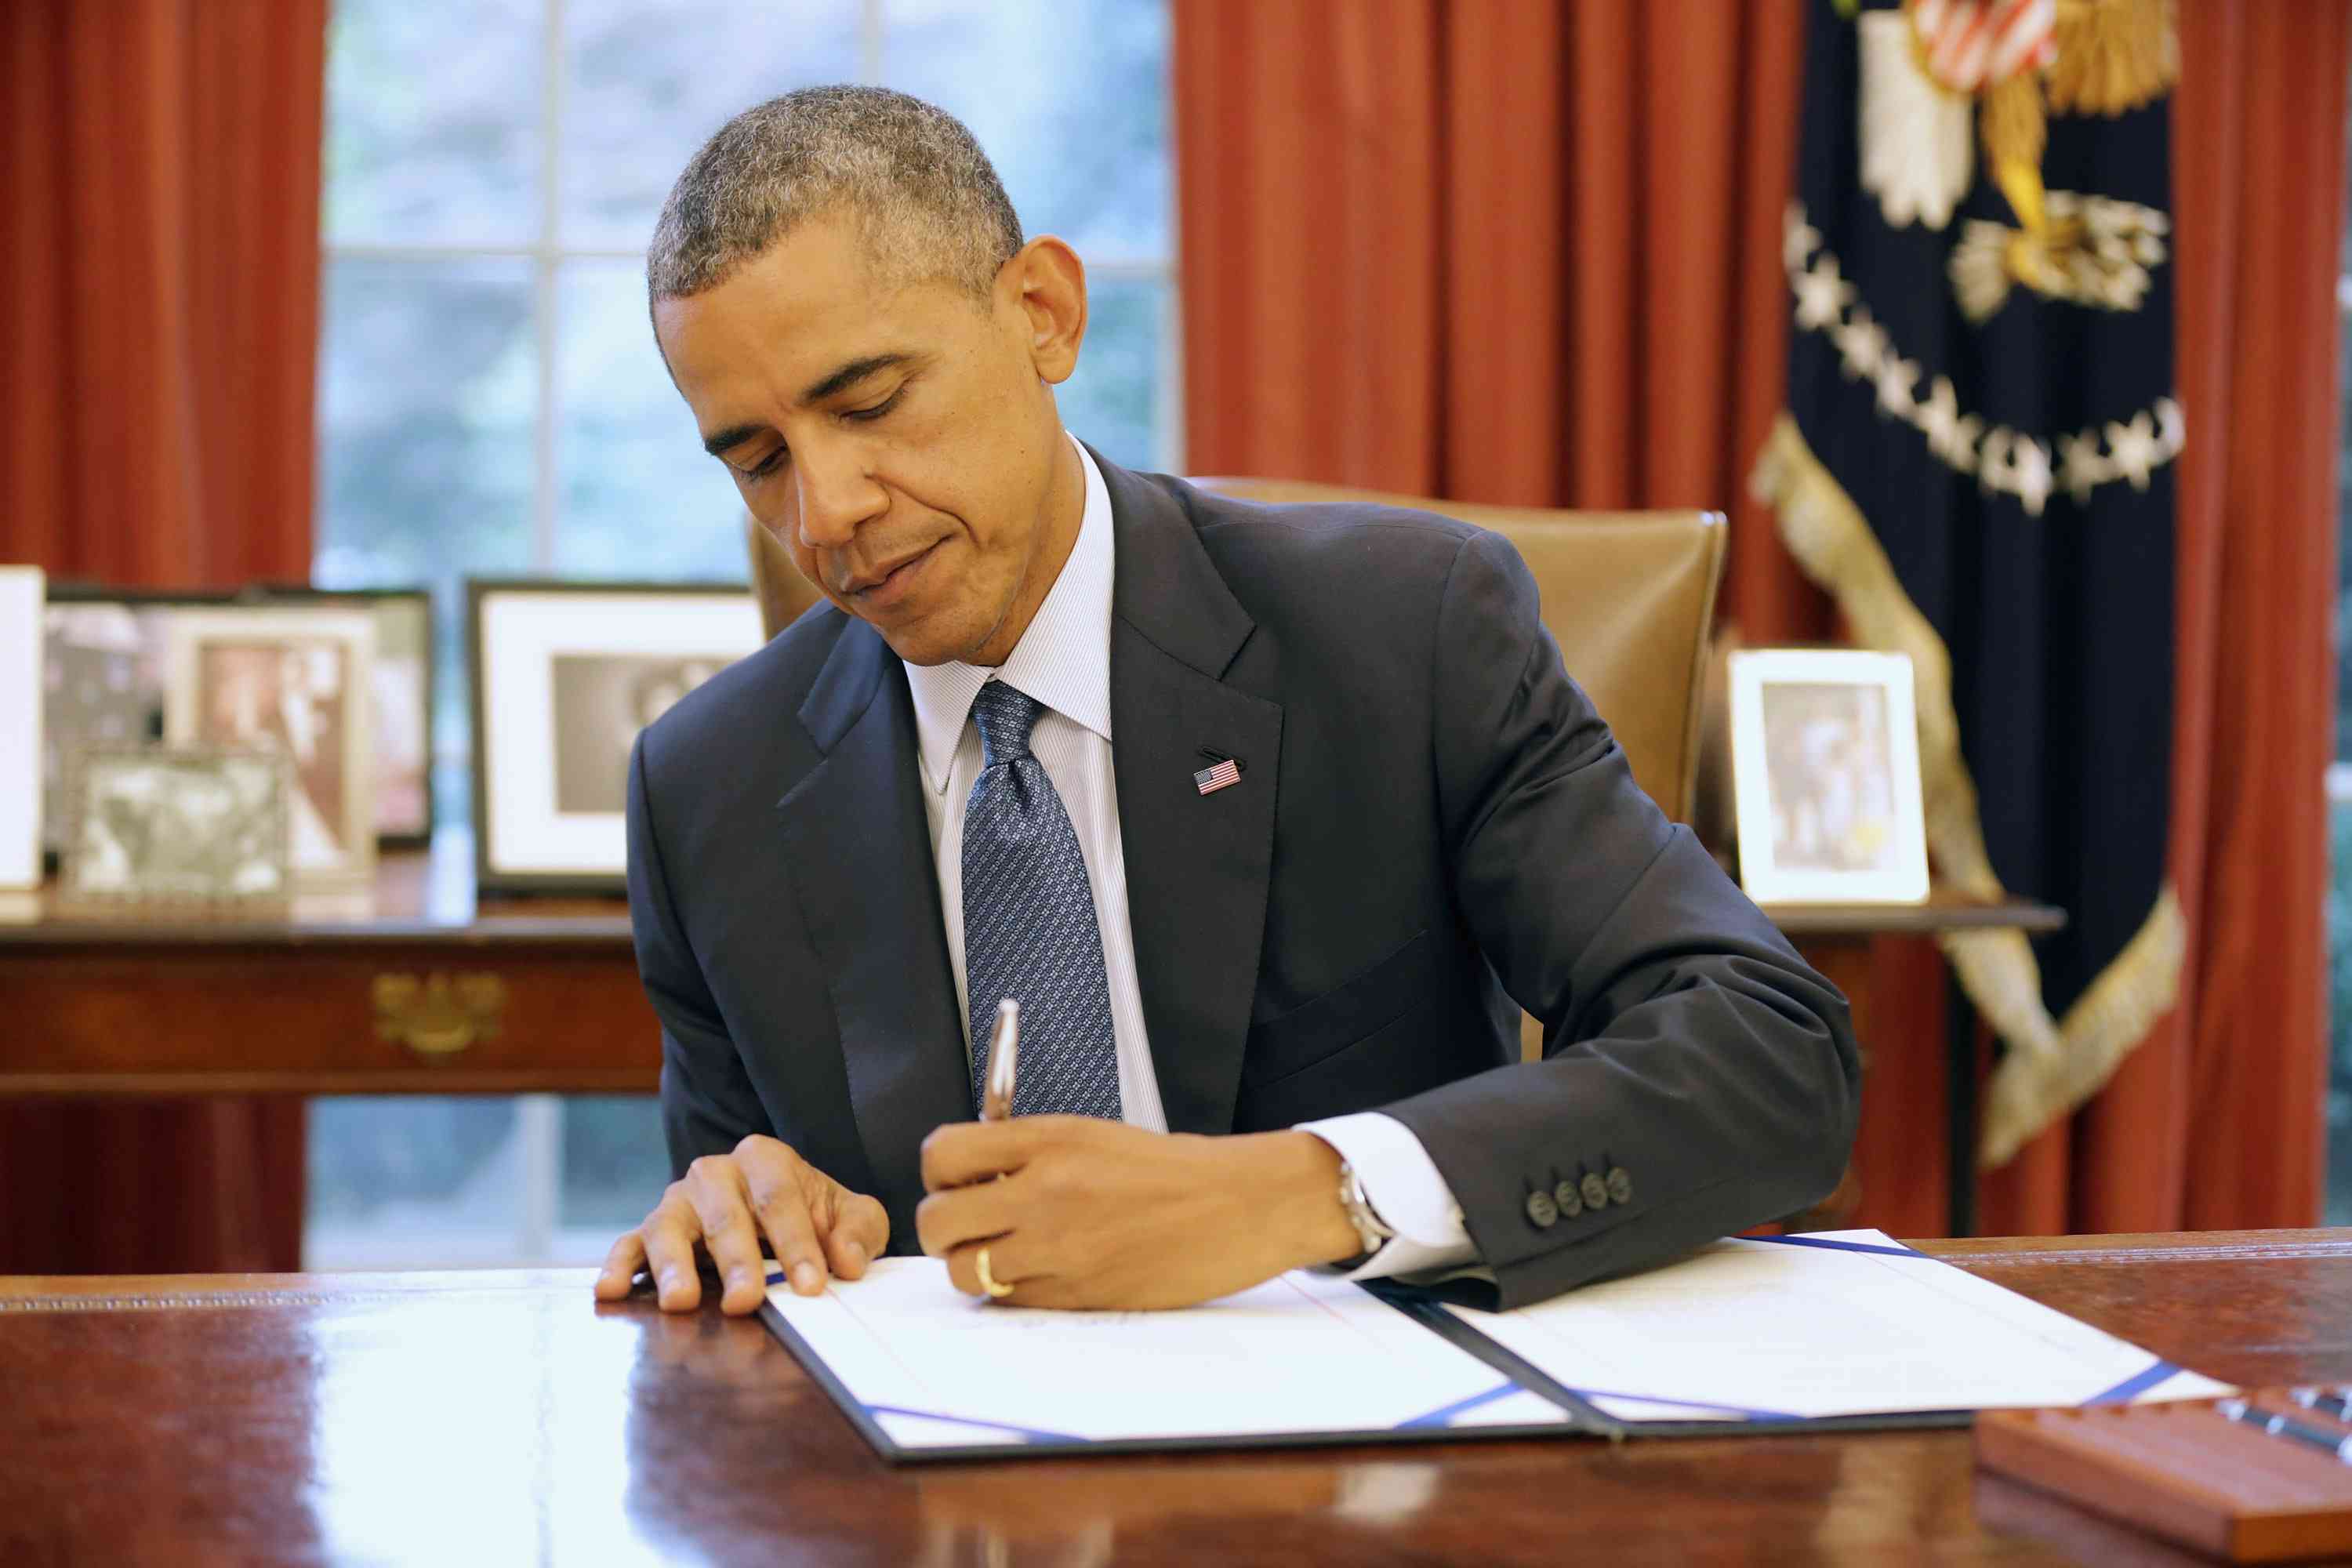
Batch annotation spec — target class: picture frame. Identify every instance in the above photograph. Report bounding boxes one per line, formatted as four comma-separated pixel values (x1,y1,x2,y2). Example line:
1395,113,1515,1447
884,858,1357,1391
163,605,378,891
0,567,43,890
1729,648,1929,905
40,586,237,862
60,745,292,907
246,585,436,847
470,580,764,895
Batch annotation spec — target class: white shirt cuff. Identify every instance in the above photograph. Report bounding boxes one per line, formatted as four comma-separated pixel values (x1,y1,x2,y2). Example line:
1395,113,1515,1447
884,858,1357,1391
1296,1111,1478,1281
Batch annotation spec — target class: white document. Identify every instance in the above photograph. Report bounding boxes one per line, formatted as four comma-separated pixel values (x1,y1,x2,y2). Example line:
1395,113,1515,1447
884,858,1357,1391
762,1229,2230,1459
0,568,42,890
763,1259,1566,1453
1445,1229,2233,1423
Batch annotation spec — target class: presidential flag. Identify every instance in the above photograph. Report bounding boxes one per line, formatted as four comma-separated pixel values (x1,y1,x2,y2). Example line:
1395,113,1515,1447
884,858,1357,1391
1752,0,2183,1166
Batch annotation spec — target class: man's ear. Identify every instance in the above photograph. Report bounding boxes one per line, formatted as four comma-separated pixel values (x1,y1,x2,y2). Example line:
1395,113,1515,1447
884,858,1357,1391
1001,236,1087,387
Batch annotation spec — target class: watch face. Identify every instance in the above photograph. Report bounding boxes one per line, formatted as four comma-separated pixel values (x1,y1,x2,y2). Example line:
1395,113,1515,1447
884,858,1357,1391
1340,1163,1395,1250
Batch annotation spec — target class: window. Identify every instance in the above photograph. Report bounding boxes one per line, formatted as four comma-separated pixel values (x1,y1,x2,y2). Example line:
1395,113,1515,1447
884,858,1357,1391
307,0,1176,1267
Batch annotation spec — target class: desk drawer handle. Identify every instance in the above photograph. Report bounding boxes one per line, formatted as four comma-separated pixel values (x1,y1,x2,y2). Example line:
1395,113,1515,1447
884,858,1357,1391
372,973,507,1057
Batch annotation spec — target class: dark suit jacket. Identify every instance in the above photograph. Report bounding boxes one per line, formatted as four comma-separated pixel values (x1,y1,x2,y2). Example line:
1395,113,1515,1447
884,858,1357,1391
626,448,1860,1309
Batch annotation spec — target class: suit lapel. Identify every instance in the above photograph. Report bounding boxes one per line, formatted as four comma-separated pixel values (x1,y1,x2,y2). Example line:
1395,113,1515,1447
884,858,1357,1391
1098,453,1283,1135
775,625,967,1233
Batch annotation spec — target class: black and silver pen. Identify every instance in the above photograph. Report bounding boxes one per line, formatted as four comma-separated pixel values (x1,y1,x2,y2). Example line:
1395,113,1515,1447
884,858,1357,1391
2216,1398,2352,1464
980,998,1019,1123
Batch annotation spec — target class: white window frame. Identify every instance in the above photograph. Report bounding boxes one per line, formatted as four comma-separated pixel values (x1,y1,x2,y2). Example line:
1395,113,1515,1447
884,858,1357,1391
313,0,1180,1267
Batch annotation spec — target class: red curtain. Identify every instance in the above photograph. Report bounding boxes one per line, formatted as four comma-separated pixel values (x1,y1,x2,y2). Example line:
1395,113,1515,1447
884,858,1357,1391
1,0,328,1272
1174,0,2344,1236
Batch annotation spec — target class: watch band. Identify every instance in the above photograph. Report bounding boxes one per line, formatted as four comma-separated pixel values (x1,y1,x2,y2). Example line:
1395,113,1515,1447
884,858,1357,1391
1335,1159,1396,1261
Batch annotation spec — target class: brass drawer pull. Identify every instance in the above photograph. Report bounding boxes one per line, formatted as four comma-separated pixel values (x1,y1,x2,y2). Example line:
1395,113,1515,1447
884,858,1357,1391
372,973,506,1058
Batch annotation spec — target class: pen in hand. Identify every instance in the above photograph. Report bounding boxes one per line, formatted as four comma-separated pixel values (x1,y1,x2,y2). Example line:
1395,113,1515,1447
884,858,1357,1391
981,997,1019,1123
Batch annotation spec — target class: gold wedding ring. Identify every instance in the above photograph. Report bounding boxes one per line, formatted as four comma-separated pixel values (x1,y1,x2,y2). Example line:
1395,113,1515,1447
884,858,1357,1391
975,1247,1014,1300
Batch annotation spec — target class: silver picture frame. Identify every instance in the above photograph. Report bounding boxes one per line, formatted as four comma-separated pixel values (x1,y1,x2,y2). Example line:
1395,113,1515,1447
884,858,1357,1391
61,746,292,907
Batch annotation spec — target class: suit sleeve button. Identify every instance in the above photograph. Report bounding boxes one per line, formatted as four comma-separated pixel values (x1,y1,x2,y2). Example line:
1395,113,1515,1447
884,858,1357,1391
1606,1167,1633,1206
1552,1179,1583,1219
1580,1172,1610,1212
1524,1190,1559,1228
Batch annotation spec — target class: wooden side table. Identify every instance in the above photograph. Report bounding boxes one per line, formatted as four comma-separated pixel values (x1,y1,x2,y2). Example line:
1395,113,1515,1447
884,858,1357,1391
1766,892,2067,1237
0,843,654,1096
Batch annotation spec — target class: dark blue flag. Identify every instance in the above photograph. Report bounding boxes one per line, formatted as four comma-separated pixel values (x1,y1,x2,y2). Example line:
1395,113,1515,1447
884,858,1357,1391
1753,0,2183,1167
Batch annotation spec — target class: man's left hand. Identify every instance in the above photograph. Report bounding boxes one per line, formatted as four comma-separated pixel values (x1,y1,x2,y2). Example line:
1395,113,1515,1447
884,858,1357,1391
916,1119,1366,1309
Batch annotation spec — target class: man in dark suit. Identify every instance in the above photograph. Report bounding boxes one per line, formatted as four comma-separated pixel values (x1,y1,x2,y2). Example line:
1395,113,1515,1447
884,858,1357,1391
595,86,1858,1318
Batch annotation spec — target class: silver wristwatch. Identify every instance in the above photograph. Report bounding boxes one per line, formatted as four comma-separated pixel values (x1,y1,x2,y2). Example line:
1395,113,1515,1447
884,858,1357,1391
1335,1160,1396,1262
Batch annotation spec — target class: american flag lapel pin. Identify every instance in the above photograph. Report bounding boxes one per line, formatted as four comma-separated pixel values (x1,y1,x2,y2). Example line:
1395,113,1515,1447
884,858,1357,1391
1192,751,1243,796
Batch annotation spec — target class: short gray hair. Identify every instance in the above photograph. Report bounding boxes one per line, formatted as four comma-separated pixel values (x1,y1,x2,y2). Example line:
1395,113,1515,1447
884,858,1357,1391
648,85,1023,304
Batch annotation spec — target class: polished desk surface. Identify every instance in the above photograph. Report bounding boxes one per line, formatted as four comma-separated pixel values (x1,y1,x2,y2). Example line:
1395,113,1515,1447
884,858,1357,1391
2,1230,2344,1566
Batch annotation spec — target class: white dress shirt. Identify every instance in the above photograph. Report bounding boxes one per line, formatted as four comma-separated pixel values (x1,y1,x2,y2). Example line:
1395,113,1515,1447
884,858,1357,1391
899,436,1476,1279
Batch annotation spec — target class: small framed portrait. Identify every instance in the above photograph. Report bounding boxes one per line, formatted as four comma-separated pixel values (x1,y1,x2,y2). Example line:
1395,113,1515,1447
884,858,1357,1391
1729,648,1929,905
470,581,764,895
62,746,292,906
163,606,378,891
249,586,435,846
1,567,42,890
40,586,237,862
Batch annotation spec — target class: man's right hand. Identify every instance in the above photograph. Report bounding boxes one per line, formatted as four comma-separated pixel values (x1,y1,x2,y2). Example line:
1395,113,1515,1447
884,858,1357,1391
593,1134,889,1315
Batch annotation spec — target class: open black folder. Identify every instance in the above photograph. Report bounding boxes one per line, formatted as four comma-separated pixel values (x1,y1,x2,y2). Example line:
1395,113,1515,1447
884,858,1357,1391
757,1229,2228,1464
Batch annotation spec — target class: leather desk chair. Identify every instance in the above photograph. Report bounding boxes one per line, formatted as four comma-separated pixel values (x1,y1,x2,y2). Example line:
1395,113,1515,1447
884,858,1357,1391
747,488,1727,1062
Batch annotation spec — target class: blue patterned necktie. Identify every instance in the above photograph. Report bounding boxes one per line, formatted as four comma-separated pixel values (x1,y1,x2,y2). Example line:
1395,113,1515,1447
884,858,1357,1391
961,681,1122,1121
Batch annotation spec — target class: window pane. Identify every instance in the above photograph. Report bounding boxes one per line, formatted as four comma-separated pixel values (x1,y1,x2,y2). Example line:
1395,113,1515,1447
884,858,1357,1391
306,1098,528,1268
559,1096,671,1234
325,0,543,246
886,0,1170,263
316,258,535,811
554,260,751,579
1056,275,1167,472
560,0,863,251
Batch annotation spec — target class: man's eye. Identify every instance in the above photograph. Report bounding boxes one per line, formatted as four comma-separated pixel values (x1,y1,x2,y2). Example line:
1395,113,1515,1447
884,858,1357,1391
845,387,904,423
740,447,788,480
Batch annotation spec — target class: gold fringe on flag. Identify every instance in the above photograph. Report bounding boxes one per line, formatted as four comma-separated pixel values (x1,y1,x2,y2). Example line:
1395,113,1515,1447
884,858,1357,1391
1751,414,2184,1167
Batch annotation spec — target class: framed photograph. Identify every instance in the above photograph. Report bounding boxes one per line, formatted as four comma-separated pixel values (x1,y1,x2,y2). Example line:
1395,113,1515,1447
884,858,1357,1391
61,746,292,906
470,580,763,895
164,606,377,891
40,586,237,861
249,586,435,846
1729,648,1929,905
0,567,42,890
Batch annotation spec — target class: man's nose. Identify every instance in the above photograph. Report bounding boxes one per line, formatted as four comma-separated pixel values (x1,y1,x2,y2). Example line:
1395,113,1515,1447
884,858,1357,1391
791,441,887,550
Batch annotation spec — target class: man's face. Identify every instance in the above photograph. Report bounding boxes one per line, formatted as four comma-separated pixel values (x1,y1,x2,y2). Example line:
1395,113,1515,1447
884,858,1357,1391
654,214,1080,667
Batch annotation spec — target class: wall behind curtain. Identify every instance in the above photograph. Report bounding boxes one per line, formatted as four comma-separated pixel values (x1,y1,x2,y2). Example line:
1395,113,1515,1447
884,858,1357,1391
1,0,329,1271
1174,0,2344,1236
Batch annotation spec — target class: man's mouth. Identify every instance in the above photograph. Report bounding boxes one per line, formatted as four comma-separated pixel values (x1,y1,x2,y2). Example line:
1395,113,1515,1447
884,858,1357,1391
841,540,941,608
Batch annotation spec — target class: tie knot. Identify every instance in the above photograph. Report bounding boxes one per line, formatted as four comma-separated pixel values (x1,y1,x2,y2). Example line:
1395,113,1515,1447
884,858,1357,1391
970,681,1044,768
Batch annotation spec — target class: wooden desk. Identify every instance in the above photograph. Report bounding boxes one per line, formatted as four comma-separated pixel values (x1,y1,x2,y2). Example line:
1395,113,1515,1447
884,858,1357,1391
1,1230,2343,1566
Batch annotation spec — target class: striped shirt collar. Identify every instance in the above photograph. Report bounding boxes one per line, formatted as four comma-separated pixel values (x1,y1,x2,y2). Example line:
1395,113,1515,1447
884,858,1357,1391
903,434,1113,796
